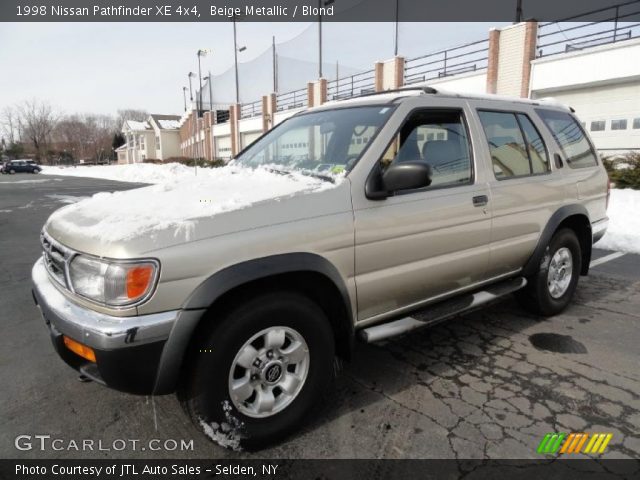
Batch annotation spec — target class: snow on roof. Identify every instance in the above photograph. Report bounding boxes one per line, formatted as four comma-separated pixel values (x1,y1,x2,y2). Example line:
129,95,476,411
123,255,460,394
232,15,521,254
125,120,150,131
157,119,180,130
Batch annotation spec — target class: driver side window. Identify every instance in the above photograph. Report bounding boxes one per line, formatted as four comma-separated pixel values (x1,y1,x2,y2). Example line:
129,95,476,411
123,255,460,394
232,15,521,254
380,109,472,189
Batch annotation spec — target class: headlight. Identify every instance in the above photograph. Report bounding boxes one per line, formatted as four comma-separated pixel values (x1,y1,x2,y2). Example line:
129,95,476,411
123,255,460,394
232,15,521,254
69,255,159,307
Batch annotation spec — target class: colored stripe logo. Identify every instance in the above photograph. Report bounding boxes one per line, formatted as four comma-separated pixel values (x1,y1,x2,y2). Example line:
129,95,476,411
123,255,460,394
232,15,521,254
537,433,612,455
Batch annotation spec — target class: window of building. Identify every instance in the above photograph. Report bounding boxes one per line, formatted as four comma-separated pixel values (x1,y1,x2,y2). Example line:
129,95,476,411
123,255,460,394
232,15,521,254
378,109,472,189
139,135,145,149
477,111,549,179
611,119,627,130
590,120,605,132
633,118,640,129
156,136,160,150
537,109,598,169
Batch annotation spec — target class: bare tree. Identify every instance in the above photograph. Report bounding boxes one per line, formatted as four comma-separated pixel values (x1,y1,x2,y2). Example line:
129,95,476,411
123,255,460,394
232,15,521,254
115,109,148,128
1,106,19,145
17,99,58,161
52,113,117,164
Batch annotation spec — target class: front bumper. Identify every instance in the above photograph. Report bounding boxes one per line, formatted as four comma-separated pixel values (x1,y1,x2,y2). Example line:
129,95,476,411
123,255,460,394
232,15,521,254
32,257,180,394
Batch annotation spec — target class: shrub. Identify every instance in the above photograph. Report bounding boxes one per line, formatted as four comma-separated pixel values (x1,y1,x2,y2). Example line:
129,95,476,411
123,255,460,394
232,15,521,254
602,152,640,190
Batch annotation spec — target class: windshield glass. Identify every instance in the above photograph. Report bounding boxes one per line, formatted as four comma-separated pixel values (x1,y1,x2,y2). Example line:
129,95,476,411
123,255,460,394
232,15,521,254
233,105,395,175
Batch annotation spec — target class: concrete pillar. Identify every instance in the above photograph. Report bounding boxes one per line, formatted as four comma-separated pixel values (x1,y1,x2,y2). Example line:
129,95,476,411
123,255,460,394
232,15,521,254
486,28,501,94
229,104,240,157
494,21,539,98
313,78,328,106
374,61,384,92
521,22,538,98
262,93,276,132
307,82,315,107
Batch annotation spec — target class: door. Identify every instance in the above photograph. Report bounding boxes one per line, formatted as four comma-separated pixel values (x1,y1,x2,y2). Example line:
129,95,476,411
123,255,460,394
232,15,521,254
353,107,492,322
472,107,567,277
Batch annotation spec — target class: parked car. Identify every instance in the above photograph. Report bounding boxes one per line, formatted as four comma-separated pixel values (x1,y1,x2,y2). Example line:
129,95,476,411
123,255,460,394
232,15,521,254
2,159,42,174
32,87,609,449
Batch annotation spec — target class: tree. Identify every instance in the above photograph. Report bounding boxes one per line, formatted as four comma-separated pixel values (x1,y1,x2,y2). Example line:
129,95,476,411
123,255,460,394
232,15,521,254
112,132,125,150
115,109,148,128
1,106,19,145
16,99,58,161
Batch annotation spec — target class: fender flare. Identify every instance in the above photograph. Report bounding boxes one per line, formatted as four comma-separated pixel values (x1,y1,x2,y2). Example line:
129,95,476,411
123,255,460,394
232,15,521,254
153,253,353,394
522,204,592,277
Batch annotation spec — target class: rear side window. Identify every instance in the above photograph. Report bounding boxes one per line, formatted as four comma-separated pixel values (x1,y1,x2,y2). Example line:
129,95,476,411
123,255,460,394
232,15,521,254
477,111,550,179
537,109,598,169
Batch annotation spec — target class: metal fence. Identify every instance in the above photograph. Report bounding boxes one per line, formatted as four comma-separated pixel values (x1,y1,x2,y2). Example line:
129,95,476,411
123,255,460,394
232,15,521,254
537,0,640,57
240,100,262,119
326,69,376,101
276,87,308,112
404,39,489,85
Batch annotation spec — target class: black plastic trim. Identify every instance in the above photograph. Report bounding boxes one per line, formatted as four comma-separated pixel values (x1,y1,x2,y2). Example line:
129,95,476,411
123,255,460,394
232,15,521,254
522,204,591,277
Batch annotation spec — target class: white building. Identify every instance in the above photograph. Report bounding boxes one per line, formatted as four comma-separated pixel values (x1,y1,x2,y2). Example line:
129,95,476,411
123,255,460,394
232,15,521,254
119,114,182,164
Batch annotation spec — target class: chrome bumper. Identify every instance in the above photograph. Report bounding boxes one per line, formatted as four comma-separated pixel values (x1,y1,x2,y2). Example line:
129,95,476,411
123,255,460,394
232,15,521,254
31,257,178,350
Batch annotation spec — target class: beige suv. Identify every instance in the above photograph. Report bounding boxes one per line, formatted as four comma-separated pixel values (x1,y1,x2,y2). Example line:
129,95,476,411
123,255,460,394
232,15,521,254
32,87,609,449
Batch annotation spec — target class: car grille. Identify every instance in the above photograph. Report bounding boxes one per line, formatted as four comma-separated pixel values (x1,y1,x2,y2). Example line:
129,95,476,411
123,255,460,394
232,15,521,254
40,231,75,289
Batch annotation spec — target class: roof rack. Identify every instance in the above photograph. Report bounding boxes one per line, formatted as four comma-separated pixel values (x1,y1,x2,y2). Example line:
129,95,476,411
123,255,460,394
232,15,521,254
355,86,438,100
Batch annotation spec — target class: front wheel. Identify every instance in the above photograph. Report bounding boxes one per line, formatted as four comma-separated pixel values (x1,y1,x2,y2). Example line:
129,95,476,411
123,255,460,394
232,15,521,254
516,228,582,316
181,291,336,450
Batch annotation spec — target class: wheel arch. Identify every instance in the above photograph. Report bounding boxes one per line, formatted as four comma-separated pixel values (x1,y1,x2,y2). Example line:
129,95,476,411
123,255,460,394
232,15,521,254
523,204,592,277
154,253,354,395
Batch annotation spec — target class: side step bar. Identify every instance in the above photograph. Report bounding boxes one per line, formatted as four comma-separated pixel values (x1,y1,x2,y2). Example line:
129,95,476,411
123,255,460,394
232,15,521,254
358,277,527,343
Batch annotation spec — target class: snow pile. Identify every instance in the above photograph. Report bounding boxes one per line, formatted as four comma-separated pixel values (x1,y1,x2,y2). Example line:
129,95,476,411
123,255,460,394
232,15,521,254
42,162,197,184
158,119,180,129
47,165,337,242
596,188,640,255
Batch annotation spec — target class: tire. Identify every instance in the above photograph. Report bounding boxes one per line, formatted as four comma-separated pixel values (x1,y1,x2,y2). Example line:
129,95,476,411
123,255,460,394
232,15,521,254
516,228,582,316
9,169,15,174
181,291,335,450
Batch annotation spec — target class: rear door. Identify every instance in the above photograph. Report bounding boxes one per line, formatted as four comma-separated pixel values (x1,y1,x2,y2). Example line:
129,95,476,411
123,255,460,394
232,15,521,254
352,101,492,322
470,104,567,278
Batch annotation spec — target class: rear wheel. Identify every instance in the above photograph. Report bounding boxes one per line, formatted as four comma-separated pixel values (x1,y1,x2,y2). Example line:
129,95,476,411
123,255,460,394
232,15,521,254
516,228,582,316
180,291,335,450
9,169,15,174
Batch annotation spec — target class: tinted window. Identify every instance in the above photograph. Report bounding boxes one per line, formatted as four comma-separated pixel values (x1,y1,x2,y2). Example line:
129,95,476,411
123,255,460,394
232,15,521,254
537,109,598,169
590,121,605,132
379,109,472,189
517,114,550,174
611,119,627,130
478,111,548,179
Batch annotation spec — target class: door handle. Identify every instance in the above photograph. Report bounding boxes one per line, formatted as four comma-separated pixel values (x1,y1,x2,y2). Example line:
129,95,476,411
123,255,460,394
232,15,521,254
472,195,488,207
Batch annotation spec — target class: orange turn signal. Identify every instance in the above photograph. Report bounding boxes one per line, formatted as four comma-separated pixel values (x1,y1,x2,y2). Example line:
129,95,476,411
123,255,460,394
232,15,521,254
126,265,154,300
63,336,96,363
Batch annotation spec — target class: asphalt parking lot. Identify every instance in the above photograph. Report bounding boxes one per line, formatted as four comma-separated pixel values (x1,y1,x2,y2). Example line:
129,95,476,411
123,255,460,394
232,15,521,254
1,174,639,460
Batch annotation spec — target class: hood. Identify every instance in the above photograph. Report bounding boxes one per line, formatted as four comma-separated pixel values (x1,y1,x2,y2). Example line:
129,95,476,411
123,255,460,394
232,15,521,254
45,166,346,258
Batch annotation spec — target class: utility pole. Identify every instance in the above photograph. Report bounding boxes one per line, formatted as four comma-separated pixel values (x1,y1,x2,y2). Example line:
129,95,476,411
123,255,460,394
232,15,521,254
182,87,187,111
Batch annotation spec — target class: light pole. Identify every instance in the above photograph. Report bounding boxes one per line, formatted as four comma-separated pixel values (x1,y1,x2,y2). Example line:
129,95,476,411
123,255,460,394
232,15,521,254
232,16,247,104
203,73,213,111
317,0,335,78
197,49,210,116
187,72,195,105
182,86,187,111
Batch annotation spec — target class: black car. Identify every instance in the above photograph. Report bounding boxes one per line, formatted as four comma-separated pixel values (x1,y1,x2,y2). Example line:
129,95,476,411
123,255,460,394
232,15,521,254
1,160,42,174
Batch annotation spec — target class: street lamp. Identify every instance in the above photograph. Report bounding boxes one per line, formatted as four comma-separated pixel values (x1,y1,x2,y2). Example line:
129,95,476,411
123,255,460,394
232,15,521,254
203,73,213,111
182,86,188,111
187,72,195,105
197,49,211,117
318,0,335,78
232,16,247,104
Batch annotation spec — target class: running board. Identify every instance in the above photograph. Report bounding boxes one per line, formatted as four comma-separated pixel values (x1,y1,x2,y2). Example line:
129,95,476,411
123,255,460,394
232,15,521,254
358,277,527,343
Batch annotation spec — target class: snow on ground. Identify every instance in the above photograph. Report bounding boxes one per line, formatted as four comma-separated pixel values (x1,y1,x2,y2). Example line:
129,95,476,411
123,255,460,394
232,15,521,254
47,165,338,242
42,163,195,184
596,188,640,255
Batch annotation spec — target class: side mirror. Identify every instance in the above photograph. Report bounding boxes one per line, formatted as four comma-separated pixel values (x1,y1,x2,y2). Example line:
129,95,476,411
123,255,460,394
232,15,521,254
382,161,432,193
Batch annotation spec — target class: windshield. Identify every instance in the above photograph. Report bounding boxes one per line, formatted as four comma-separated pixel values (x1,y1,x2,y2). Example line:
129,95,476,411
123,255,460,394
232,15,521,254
233,105,395,175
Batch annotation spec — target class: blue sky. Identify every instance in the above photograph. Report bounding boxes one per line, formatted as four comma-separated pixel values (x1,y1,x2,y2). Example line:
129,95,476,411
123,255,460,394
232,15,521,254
0,22,504,116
